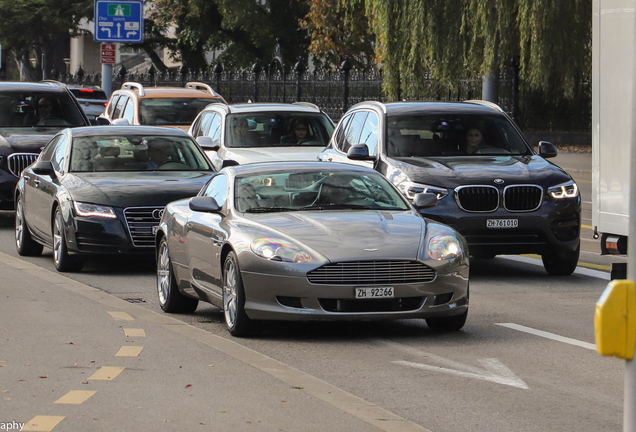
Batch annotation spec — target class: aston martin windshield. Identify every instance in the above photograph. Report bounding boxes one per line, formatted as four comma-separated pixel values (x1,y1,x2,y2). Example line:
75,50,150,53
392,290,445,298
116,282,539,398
70,134,212,172
235,170,410,212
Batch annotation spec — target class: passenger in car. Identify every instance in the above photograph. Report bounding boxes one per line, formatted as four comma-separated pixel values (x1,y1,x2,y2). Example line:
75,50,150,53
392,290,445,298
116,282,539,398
314,174,357,205
71,139,99,172
146,139,173,169
232,118,259,147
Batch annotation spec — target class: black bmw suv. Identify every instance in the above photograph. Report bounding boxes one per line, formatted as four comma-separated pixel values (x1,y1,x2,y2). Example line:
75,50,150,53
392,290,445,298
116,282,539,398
319,100,581,275
0,81,91,210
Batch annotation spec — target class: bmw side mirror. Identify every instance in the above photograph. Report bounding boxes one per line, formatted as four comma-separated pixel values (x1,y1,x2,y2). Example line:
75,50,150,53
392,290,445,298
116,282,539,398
189,196,221,213
347,144,376,161
538,141,557,158
31,160,55,176
196,136,220,151
413,192,438,209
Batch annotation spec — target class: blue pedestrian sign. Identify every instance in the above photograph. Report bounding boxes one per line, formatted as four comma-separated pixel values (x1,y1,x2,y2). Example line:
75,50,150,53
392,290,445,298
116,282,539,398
94,0,144,43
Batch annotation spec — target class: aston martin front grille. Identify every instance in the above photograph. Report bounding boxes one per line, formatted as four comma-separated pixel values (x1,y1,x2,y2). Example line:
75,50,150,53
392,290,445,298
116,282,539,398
307,260,436,285
455,186,499,212
123,206,163,247
8,153,39,177
503,185,543,211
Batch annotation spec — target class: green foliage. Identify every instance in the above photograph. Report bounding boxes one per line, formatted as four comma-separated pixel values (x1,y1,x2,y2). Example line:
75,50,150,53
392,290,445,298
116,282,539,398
347,0,591,101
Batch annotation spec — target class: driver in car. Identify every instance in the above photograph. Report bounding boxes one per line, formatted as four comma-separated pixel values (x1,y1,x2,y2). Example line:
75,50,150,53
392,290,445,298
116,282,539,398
146,139,173,169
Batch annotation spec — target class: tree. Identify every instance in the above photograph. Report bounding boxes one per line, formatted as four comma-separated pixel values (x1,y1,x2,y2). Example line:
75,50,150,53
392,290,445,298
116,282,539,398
346,0,591,101
0,0,93,81
148,0,311,71
300,0,376,71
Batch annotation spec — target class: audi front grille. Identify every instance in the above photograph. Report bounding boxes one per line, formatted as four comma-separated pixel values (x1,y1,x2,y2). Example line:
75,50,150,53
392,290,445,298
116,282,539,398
123,207,164,247
307,260,436,285
8,153,39,177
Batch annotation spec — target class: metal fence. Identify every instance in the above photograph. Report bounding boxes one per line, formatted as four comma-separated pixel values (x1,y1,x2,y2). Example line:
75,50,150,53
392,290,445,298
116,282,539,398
57,65,591,131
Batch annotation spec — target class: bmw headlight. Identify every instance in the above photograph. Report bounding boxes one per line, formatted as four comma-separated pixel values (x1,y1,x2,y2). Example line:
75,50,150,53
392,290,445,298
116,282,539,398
428,235,462,260
548,180,579,199
397,181,448,200
250,238,311,263
73,201,117,219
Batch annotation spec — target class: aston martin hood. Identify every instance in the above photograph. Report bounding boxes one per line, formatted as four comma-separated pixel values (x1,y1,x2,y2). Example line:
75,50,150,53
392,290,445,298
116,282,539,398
247,210,426,262
65,172,214,208
389,155,572,189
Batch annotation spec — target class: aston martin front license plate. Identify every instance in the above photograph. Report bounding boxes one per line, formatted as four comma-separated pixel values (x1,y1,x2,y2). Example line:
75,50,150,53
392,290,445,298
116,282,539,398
355,287,394,299
487,219,518,228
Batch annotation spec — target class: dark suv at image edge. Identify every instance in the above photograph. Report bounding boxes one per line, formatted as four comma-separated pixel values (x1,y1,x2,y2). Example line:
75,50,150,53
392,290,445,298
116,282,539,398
0,81,91,210
319,100,581,276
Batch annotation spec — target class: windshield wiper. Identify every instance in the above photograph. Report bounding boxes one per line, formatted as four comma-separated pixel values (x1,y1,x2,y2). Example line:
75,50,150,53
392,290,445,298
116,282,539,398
299,203,375,211
245,206,295,213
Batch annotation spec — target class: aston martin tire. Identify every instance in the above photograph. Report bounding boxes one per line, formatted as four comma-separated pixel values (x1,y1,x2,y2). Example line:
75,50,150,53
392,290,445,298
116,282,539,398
542,245,580,276
156,237,198,313
426,310,468,332
15,194,43,256
52,207,84,272
223,251,261,337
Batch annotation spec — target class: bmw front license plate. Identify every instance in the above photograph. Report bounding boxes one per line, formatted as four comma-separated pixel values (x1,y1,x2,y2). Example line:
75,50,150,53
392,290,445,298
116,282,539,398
487,219,518,229
355,287,394,299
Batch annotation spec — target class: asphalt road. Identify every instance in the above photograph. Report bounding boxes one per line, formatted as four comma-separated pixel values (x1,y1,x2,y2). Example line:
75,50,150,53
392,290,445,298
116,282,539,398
0,151,626,432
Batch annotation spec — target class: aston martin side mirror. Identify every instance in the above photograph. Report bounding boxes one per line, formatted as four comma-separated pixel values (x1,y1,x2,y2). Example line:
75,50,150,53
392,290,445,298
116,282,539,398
189,196,221,213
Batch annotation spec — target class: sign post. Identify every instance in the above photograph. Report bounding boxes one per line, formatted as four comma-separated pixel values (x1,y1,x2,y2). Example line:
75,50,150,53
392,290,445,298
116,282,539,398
100,43,116,97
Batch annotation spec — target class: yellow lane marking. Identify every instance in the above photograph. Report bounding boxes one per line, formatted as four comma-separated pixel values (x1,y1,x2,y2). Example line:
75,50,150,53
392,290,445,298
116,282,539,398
88,366,126,381
115,346,144,357
107,311,134,321
54,390,96,404
123,328,146,337
22,416,65,431
582,224,592,229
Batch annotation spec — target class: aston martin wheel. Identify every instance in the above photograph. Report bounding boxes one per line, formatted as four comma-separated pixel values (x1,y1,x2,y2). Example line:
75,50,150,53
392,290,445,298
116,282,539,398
52,207,83,272
542,245,580,276
223,251,260,337
157,237,198,313
426,310,468,332
15,194,42,256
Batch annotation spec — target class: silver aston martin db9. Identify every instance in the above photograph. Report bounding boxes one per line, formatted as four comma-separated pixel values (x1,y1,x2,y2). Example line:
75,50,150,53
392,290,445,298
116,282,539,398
155,162,469,337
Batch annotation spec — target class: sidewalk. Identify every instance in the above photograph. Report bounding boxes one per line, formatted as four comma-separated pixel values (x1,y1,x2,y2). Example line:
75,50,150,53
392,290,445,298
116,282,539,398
0,252,428,432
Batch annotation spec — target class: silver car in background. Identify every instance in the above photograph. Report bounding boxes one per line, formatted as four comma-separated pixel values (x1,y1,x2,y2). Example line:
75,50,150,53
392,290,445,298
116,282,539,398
155,162,469,337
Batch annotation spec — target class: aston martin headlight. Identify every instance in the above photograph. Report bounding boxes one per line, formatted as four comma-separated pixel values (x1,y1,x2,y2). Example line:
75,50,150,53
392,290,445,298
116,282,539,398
428,235,462,260
250,238,311,263
397,181,448,200
548,180,579,199
73,201,117,219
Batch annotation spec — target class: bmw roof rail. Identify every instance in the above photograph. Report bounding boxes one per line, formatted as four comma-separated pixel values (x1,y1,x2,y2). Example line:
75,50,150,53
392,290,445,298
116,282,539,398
464,99,505,113
121,82,146,97
185,82,222,97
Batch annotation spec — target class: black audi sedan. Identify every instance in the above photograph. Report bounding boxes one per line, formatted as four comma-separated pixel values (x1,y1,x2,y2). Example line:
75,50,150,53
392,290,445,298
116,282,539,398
319,101,581,275
15,126,215,272
0,81,96,210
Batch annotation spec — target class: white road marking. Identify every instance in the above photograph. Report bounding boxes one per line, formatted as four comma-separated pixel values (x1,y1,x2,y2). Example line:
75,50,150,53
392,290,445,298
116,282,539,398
496,323,596,350
379,340,529,390
501,255,610,280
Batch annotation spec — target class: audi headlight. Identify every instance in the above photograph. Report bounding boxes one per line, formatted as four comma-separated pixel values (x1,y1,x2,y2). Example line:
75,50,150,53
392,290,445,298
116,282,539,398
73,201,117,219
250,238,311,263
428,235,462,260
548,180,579,199
397,181,448,200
